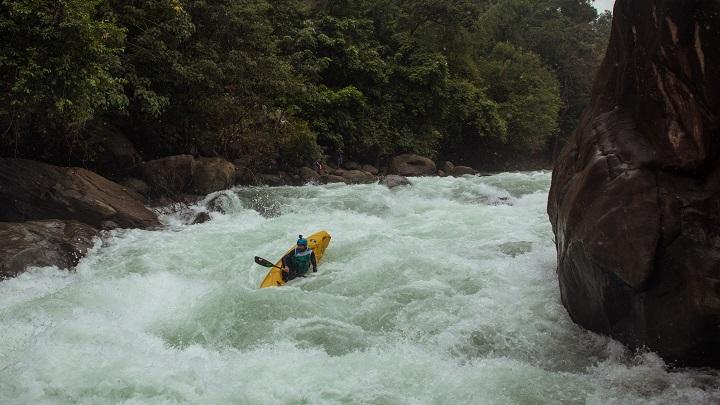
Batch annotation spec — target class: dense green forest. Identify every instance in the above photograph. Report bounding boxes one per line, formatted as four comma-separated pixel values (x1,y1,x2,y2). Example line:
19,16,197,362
0,0,610,171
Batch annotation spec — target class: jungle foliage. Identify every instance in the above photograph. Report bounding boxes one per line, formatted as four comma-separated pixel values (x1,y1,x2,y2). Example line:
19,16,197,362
0,0,610,169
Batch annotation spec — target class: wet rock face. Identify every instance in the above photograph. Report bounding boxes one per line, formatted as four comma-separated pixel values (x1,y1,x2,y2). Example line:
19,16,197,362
381,175,411,189
388,154,436,177
191,212,211,225
361,164,379,175
299,166,321,184
321,174,347,184
120,178,149,198
192,157,236,195
0,220,98,279
341,170,376,184
138,155,195,197
0,159,160,229
548,1,720,366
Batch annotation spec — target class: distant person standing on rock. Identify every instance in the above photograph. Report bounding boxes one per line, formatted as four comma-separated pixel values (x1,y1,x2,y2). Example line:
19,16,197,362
312,160,324,175
336,150,344,168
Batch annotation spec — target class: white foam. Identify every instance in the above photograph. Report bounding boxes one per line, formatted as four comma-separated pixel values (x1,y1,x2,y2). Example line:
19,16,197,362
1,172,718,403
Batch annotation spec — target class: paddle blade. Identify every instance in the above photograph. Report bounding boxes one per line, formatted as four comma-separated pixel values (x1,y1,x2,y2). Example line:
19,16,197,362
254,256,275,268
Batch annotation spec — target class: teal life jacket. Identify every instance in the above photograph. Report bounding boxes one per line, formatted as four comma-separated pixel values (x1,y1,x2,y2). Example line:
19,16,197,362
290,248,313,275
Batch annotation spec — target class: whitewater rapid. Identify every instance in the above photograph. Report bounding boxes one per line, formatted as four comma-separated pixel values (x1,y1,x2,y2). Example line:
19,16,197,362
1,172,718,404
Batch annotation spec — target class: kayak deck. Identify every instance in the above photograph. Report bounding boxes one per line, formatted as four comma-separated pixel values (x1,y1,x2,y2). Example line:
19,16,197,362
259,230,332,288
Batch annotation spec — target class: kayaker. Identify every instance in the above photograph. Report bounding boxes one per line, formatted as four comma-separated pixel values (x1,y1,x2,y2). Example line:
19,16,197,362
282,235,317,282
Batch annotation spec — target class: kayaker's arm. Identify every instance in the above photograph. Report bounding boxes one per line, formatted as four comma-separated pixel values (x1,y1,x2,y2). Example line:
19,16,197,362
281,252,292,272
311,251,317,272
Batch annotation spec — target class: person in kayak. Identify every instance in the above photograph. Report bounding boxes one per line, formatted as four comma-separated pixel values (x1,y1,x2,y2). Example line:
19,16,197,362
282,235,317,282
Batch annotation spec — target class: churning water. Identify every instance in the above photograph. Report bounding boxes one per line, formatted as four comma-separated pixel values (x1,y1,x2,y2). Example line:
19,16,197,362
1,172,719,404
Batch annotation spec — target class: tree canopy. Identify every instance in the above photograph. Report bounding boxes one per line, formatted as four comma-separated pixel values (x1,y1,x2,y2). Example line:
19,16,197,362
0,0,611,170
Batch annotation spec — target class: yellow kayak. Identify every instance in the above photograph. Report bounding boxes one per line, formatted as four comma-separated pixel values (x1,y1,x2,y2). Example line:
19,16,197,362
259,230,332,288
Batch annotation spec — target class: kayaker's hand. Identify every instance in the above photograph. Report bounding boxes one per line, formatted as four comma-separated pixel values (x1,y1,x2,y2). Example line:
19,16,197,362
283,266,290,273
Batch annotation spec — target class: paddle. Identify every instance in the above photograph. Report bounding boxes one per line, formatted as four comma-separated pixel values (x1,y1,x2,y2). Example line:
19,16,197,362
254,256,284,270
254,255,307,278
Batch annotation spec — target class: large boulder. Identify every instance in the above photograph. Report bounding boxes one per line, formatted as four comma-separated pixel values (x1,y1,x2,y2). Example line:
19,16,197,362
138,155,196,197
321,174,348,184
341,170,376,184
0,159,160,229
361,164,379,175
548,0,720,367
0,220,99,279
388,154,436,177
299,166,321,184
120,178,149,198
192,157,236,195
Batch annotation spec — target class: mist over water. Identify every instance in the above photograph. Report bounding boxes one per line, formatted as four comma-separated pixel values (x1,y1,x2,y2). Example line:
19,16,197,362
1,172,719,404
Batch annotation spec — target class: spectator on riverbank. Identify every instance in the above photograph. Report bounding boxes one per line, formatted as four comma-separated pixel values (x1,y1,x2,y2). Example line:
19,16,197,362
336,151,344,168
312,160,324,175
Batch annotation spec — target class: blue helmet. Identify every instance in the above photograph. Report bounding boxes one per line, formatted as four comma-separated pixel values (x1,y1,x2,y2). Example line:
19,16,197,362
296,235,308,246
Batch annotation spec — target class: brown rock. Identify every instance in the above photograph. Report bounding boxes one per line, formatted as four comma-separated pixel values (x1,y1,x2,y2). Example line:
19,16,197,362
191,212,211,225
548,0,720,367
321,174,348,184
361,164,379,175
0,159,160,229
0,220,99,279
451,166,477,176
192,157,236,195
121,178,149,198
299,166,321,184
388,154,436,177
439,161,455,174
341,170,376,184
139,155,196,197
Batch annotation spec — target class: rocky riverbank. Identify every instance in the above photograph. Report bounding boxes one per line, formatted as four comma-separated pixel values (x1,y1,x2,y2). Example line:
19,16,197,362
0,152,490,280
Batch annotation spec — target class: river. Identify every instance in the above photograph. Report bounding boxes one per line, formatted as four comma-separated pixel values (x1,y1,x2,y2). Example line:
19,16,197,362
1,172,719,404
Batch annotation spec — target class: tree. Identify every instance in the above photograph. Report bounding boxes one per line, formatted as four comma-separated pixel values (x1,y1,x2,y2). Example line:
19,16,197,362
476,0,608,149
0,0,610,169
479,42,562,151
0,0,126,160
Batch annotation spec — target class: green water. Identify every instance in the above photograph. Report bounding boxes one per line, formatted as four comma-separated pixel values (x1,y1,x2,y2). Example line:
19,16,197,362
1,172,718,404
